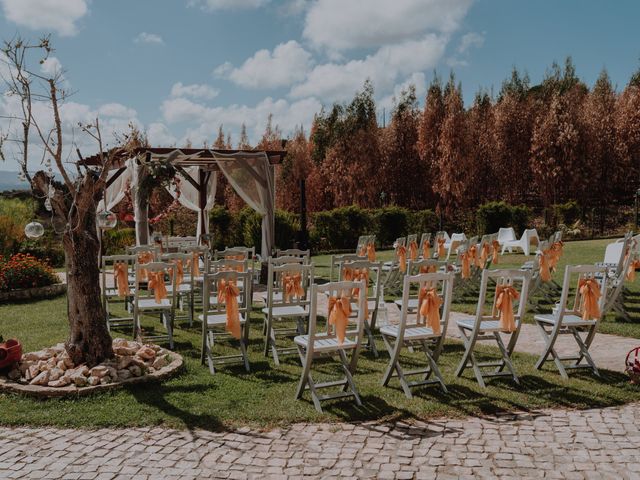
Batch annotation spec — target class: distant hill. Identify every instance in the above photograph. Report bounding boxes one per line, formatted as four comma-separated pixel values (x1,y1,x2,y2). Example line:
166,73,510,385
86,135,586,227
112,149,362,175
0,171,30,192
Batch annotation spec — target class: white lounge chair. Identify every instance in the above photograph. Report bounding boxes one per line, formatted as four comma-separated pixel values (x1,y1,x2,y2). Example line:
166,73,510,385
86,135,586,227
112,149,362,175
501,228,540,256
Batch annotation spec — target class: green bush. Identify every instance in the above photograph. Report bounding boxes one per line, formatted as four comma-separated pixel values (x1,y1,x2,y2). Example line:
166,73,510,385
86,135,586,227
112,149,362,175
209,206,237,250
311,205,372,250
410,210,439,235
553,200,581,226
103,228,136,255
0,253,59,291
275,210,300,249
476,201,532,236
0,197,35,256
18,237,65,268
373,206,410,246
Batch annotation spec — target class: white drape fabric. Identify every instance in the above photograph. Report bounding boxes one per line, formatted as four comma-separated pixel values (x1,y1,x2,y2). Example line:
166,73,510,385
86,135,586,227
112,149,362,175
166,166,217,239
97,158,134,213
213,151,275,257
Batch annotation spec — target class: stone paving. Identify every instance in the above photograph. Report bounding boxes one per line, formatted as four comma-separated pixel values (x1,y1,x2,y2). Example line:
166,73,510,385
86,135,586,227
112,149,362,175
1,402,640,479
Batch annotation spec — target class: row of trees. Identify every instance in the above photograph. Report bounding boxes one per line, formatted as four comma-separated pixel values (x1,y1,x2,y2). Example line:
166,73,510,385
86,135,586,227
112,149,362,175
215,59,640,229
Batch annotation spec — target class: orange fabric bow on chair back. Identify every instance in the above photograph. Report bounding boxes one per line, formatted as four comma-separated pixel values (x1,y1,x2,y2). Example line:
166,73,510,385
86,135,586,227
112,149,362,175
147,270,168,304
350,268,369,320
189,252,201,278
460,251,471,279
137,252,153,281
437,238,446,258
494,285,520,333
328,295,351,344
627,258,640,282
218,278,241,339
417,286,443,335
491,240,500,264
342,267,354,281
228,254,245,272
366,243,376,262
113,262,130,297
549,241,563,271
539,251,552,282
578,278,601,321
396,245,407,273
422,240,431,259
479,243,491,268
282,272,304,302
408,240,419,261
169,259,184,286
468,244,479,268
419,264,437,274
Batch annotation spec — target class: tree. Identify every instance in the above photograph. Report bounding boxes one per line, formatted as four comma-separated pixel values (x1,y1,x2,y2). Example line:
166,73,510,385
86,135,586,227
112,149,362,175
467,90,496,204
276,126,311,211
0,37,118,365
417,74,445,208
615,72,640,195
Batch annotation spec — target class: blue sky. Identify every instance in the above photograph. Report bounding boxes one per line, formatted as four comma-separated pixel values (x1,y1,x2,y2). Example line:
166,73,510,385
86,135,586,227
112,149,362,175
0,0,639,171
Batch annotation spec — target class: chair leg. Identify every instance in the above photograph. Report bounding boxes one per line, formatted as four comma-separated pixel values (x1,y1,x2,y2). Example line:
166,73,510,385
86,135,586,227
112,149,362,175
570,327,599,377
364,320,378,357
494,333,519,385
455,327,476,378
380,334,401,387
421,340,448,393
239,336,250,373
338,349,362,406
206,331,216,375
294,344,310,399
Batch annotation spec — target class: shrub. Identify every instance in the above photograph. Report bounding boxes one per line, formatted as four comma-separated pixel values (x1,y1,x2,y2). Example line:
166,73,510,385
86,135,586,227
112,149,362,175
275,210,300,250
311,205,373,250
0,253,59,291
476,201,532,236
209,206,236,250
373,206,410,246
18,237,65,268
103,228,136,255
0,197,35,256
552,200,581,226
410,210,439,235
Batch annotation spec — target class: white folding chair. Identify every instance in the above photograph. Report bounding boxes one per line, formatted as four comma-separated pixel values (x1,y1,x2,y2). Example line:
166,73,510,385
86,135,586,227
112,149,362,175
419,233,432,259
200,268,253,373
160,252,195,326
294,279,366,413
406,234,419,262
534,265,608,378
101,254,137,333
329,253,365,282
381,271,454,397
275,248,311,262
262,262,314,365
455,269,532,387
445,233,467,260
133,261,177,349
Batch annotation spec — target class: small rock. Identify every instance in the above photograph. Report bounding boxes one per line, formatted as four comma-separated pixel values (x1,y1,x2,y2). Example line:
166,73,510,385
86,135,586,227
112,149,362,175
27,365,40,379
89,366,109,378
117,355,133,370
48,377,71,388
30,370,49,386
7,369,21,381
100,376,112,385
62,357,74,369
56,360,67,371
87,376,100,386
116,369,132,380
152,355,168,370
128,365,142,377
114,346,138,356
72,374,87,387
137,346,156,360
48,368,64,381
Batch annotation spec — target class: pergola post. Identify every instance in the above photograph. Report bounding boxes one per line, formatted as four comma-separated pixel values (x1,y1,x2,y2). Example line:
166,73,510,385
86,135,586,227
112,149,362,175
134,154,150,246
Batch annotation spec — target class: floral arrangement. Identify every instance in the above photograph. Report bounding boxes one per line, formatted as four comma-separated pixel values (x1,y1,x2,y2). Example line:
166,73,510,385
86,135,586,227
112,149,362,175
0,253,59,292
626,346,640,384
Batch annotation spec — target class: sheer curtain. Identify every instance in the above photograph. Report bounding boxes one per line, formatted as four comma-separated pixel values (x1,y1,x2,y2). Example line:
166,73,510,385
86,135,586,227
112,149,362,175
97,158,134,213
166,166,217,239
213,151,275,257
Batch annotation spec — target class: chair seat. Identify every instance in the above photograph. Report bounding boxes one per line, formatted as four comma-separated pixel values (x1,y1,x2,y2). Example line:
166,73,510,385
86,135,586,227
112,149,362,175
294,334,357,352
457,319,504,332
534,314,597,327
105,288,135,297
379,324,438,339
199,312,247,326
262,305,308,317
394,298,420,309
166,284,192,293
350,300,379,311
137,298,172,309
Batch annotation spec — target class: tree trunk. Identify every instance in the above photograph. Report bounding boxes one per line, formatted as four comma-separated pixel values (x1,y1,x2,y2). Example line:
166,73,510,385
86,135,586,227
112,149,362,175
134,163,149,245
63,189,114,366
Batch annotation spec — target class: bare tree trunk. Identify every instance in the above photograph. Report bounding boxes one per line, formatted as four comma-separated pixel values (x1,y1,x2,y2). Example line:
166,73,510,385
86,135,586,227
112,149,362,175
134,163,149,245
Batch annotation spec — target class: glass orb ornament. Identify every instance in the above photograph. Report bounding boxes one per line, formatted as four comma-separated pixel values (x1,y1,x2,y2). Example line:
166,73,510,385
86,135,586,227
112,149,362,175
96,210,117,230
24,221,44,239
151,231,163,243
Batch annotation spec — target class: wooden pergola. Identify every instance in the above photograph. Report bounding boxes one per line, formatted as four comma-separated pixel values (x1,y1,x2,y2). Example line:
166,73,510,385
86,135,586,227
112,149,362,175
82,147,287,256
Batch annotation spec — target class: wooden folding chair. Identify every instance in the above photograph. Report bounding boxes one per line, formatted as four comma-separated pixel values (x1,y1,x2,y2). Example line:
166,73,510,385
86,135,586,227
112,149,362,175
101,254,137,333
160,252,195,326
262,262,314,366
275,248,311,262
381,271,454,397
200,268,252,373
294,279,367,412
419,233,432,259
455,269,532,387
329,253,365,282
534,265,607,379
340,259,384,357
133,261,177,349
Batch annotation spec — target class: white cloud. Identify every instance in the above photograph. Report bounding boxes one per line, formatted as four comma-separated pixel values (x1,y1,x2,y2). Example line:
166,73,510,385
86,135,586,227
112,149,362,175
160,95,321,145
279,0,308,15
134,32,164,45
97,103,137,119
170,82,219,100
147,122,177,146
215,41,312,89
289,34,447,101
303,0,473,52
0,0,88,36
458,32,484,53
40,57,63,77
188,0,268,11
378,72,427,112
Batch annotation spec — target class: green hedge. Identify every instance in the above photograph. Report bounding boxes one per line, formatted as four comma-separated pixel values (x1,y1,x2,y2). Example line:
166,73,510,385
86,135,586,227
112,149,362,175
476,201,532,236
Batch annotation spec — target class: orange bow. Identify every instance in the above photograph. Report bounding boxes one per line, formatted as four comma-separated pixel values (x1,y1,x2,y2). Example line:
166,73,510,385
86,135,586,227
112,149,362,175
408,241,419,261
396,245,407,273
479,243,491,268
419,264,437,274
495,285,520,333
460,251,471,279
188,252,201,278
549,241,563,271
437,238,446,258
328,296,351,344
491,240,500,264
228,254,245,272
218,278,241,339
169,259,184,286
627,259,640,282
578,278,601,321
138,252,153,281
366,243,376,262
147,270,168,304
417,286,443,335
539,251,552,282
351,268,369,320
468,244,479,268
113,262,130,297
422,240,431,259
283,272,304,302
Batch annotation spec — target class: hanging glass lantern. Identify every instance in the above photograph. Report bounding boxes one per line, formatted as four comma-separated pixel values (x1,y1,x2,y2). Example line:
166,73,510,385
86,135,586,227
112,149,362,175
24,221,44,239
96,210,117,230
151,231,163,243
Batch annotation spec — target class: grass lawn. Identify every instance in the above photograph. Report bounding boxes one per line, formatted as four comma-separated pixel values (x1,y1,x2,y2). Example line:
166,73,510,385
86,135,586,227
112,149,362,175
0,238,638,431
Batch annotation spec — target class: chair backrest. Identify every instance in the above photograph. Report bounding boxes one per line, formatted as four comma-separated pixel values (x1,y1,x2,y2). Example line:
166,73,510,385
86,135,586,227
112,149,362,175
205,257,248,275
602,240,626,268
435,231,451,243
406,233,418,245
133,261,178,308
407,259,447,275
215,247,254,261
340,259,383,303
101,254,137,296
554,265,608,323
164,236,198,251
394,237,407,248
472,269,532,333
275,248,310,261
450,233,467,243
269,255,308,267
498,227,517,243
126,245,160,260
159,253,193,285
419,233,432,250
397,271,455,336
266,262,315,309
329,253,365,282
308,280,366,347
201,269,252,318
522,228,539,246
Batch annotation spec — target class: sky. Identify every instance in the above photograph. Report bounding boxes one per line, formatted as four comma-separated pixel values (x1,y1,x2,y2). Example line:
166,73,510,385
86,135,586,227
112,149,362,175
0,0,639,172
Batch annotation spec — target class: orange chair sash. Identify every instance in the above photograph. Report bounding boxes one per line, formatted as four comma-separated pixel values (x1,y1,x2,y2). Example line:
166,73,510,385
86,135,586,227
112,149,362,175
468,245,479,268
351,268,369,320
282,272,304,302
137,252,153,281
491,240,500,264
328,296,351,344
549,241,563,271
408,241,418,261
417,286,443,335
169,259,184,286
188,253,201,278
539,251,552,282
578,278,601,321
396,245,407,273
479,243,491,268
422,240,431,259
627,259,640,282
437,238,446,258
366,243,376,262
113,262,130,297
419,264,437,274
218,279,241,339
495,285,519,333
147,270,168,304
460,251,471,279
